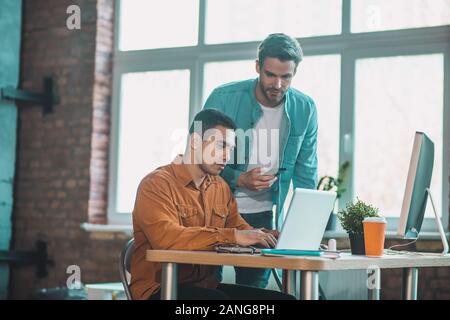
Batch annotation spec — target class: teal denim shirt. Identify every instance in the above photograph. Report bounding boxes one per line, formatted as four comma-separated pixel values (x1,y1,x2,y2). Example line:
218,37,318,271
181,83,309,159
203,78,318,229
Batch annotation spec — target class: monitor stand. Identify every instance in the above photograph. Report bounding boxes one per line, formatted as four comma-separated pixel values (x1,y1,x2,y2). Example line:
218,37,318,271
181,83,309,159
425,188,449,255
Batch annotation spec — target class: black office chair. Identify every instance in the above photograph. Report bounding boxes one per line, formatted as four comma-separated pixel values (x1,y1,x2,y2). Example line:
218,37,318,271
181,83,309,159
119,238,135,300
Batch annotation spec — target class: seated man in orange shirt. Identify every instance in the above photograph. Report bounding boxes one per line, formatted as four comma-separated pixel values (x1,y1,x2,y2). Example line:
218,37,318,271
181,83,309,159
130,109,294,300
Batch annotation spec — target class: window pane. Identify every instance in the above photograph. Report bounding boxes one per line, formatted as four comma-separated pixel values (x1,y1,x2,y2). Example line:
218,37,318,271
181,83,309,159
291,55,341,181
205,0,342,44
119,0,199,51
116,70,190,213
355,54,443,218
203,55,341,189
203,60,256,104
351,0,450,33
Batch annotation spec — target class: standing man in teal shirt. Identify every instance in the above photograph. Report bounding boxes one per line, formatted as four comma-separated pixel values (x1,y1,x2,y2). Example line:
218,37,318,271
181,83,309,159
203,33,318,288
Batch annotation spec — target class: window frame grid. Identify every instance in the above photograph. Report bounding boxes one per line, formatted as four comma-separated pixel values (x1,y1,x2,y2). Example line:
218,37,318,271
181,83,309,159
109,0,450,232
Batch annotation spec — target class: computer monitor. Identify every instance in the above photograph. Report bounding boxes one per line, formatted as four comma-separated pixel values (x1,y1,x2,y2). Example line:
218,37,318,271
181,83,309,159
397,132,448,255
397,132,434,239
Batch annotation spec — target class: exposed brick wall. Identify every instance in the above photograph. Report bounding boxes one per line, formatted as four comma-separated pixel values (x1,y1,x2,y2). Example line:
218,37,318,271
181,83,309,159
88,0,114,224
10,0,127,299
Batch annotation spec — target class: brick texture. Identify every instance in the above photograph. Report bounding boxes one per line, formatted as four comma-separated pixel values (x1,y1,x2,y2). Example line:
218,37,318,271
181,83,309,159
10,0,126,299
88,0,114,224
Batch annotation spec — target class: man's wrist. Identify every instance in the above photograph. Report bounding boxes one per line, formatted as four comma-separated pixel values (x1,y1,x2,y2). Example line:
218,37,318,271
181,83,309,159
236,173,243,187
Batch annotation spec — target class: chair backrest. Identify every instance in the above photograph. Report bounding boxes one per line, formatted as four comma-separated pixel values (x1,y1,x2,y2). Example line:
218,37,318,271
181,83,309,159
119,238,135,300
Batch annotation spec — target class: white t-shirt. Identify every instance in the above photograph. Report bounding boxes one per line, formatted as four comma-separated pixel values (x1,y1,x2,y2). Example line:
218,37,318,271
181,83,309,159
234,102,283,213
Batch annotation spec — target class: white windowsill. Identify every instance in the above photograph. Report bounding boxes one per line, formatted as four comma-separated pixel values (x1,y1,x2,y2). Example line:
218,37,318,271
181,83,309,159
80,223,133,236
79,222,448,242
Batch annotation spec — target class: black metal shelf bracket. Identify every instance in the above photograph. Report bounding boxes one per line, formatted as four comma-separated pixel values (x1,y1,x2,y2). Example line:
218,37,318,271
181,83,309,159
0,77,57,115
0,240,53,278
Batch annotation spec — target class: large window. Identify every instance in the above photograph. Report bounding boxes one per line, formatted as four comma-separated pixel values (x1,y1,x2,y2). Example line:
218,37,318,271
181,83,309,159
351,0,450,33
111,0,450,231
354,54,444,218
115,70,190,213
205,0,342,44
118,0,199,51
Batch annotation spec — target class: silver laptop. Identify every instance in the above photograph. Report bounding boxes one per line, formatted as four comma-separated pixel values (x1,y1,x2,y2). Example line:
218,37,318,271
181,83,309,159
276,188,337,250
215,188,336,254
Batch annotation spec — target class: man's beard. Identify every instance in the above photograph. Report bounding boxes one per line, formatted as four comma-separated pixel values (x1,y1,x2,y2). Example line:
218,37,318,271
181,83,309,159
260,81,285,104
199,163,220,176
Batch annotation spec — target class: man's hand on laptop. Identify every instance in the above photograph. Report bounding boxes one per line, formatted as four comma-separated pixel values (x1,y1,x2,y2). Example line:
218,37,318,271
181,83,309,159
235,229,277,248
237,167,276,191
259,228,280,239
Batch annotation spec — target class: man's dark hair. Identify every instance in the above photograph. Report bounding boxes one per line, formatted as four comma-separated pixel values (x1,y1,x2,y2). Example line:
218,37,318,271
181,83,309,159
189,109,237,137
258,33,303,68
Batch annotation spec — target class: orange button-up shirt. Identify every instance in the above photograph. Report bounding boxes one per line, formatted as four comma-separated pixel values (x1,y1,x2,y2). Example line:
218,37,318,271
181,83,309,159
130,162,253,300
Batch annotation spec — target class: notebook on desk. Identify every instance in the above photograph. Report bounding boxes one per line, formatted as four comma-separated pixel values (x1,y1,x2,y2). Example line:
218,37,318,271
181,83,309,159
215,245,261,255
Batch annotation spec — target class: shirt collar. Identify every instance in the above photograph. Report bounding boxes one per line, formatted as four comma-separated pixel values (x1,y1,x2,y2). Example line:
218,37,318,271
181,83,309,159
171,155,216,189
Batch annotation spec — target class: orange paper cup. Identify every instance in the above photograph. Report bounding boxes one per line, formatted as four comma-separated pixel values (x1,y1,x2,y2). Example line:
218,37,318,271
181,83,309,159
363,217,387,257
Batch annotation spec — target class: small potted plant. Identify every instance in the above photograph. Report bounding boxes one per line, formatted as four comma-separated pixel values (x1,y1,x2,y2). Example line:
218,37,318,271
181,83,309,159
317,161,350,231
337,199,380,255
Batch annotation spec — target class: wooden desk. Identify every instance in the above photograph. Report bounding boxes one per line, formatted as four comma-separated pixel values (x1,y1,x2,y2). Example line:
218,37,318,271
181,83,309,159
146,250,450,300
